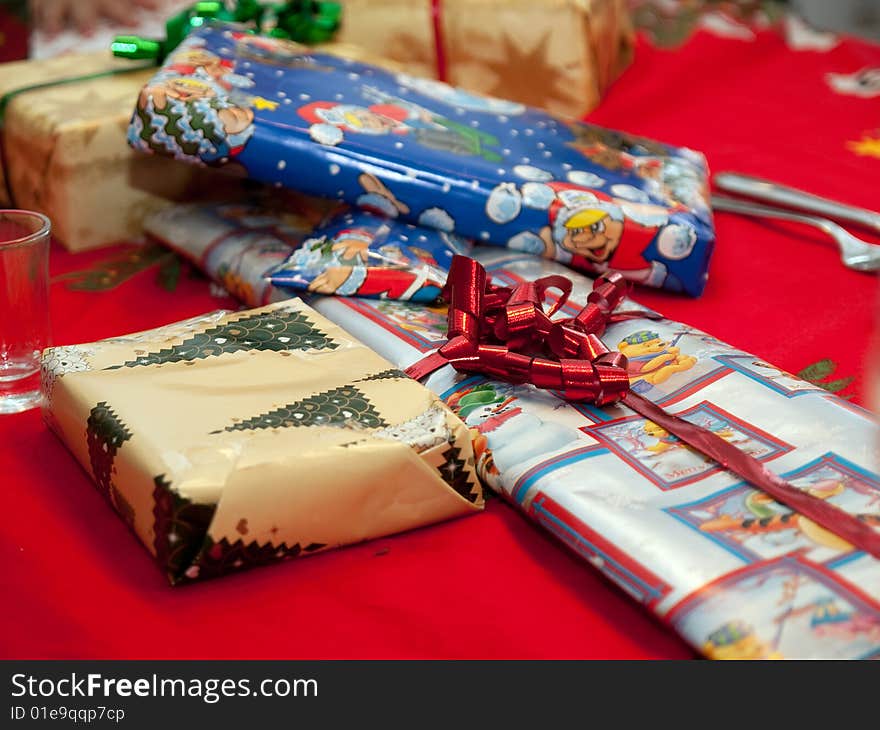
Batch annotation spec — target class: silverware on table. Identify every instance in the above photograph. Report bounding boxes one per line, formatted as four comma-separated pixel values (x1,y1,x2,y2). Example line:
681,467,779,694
713,171,880,234
711,194,880,272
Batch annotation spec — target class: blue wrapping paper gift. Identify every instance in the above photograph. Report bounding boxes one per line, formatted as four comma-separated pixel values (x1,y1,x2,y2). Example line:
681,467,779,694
127,23,715,295
268,209,472,302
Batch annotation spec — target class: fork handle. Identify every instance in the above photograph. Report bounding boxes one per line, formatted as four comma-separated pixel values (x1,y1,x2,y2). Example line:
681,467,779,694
710,195,843,237
713,172,880,234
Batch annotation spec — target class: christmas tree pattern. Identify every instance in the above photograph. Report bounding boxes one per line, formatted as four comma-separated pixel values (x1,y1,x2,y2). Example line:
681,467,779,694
152,475,216,583
86,402,132,500
217,385,387,433
110,309,338,369
132,103,221,160
415,120,502,162
437,441,481,504
353,368,409,383
184,538,327,583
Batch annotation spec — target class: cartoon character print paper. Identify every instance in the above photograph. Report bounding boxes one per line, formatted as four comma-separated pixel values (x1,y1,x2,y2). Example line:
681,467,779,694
268,209,472,302
128,23,715,296
144,199,326,307
310,250,880,658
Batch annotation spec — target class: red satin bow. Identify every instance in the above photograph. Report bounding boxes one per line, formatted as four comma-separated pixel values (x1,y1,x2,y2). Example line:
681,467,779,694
407,255,880,560
407,256,635,403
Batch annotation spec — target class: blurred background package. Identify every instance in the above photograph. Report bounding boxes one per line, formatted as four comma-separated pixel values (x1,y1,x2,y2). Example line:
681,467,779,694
331,0,635,117
0,52,232,252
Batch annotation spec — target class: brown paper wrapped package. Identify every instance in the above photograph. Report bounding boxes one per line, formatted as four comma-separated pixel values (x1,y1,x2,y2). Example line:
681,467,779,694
41,300,483,584
331,0,634,117
0,53,236,252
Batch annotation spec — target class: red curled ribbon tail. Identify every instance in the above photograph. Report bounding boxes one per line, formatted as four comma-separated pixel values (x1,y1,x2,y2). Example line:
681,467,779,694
623,392,880,559
405,255,880,560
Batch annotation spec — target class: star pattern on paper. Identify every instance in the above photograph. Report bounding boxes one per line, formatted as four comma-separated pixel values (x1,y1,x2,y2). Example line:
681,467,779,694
481,32,578,111
847,134,880,159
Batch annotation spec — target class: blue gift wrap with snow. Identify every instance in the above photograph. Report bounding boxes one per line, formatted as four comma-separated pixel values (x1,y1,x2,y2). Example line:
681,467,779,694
128,23,716,296
268,208,471,302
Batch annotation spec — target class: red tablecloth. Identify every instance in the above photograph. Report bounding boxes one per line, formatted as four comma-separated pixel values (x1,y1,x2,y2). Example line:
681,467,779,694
3,20,880,659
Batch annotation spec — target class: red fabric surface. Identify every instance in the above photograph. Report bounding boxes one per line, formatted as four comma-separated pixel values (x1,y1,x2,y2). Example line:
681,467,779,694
2,23,880,659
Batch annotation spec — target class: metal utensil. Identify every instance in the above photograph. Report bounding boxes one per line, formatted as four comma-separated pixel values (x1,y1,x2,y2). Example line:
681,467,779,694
711,194,880,272
713,172,880,234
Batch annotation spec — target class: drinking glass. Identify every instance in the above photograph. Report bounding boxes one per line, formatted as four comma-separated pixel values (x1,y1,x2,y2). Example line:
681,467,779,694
0,210,51,414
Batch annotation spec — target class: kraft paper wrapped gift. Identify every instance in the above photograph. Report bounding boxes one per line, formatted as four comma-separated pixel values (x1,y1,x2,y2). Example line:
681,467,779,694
41,299,483,584
332,0,634,117
0,52,231,252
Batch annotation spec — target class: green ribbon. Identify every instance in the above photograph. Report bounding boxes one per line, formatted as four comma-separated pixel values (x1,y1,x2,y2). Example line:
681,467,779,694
0,64,154,128
111,0,343,64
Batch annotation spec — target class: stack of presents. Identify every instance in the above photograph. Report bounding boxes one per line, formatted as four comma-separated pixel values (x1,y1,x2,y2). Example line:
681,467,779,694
6,1,880,659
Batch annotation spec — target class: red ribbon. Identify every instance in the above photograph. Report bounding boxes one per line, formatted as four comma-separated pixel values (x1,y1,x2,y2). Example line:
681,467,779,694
430,0,448,83
407,255,880,560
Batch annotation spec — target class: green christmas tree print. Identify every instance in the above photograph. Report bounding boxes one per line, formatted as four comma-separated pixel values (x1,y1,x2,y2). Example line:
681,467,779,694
110,309,338,369
437,442,481,504
184,538,327,583
354,368,409,383
86,402,132,499
152,475,216,583
218,385,388,433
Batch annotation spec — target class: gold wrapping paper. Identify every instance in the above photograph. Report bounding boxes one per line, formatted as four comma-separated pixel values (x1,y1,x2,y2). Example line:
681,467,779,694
332,0,634,117
41,300,483,584
0,53,229,252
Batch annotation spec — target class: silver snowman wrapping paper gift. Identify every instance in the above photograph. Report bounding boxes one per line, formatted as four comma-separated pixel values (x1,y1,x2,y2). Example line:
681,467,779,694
311,249,880,660
145,214,880,657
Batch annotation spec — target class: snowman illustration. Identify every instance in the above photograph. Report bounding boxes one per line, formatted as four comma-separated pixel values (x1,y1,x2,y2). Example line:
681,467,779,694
448,383,581,486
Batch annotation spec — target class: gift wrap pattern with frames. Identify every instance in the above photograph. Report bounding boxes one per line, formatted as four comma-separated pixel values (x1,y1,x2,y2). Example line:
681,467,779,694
41,300,483,584
311,251,880,659
128,23,715,295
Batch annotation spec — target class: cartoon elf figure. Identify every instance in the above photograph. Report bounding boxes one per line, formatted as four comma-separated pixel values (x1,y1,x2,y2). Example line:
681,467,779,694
288,230,445,301
166,47,235,85
307,266,444,301
299,90,502,160
362,85,503,161
534,184,697,287
299,100,413,136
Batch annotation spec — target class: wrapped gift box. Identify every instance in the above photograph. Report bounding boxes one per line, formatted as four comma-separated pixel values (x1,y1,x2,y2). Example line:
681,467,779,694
129,24,714,295
139,209,880,655
332,0,634,117
0,52,233,251
311,250,880,659
41,299,483,584
145,198,472,305
144,192,338,307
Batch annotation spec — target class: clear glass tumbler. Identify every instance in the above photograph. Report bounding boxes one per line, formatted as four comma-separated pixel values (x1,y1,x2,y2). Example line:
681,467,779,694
0,210,51,414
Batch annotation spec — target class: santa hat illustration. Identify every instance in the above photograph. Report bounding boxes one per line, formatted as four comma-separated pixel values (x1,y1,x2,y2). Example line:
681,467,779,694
332,228,374,247
546,183,623,246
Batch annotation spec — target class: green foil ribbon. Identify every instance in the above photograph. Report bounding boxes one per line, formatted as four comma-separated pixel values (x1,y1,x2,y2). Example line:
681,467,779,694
111,1,343,64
